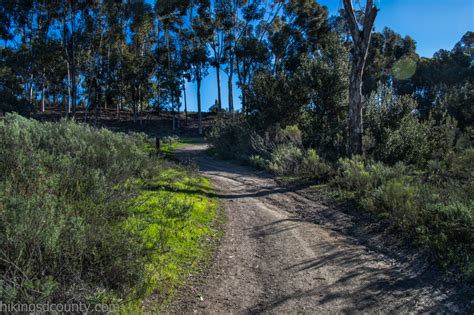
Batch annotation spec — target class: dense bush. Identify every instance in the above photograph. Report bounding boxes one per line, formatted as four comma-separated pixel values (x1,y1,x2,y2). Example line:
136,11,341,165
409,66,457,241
267,144,304,176
0,114,154,303
0,114,219,306
206,115,255,160
363,85,459,166
299,149,332,179
251,125,304,175
332,150,474,280
248,125,331,179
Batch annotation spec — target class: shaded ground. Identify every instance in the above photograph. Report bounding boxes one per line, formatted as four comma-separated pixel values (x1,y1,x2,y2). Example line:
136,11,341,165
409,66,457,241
171,144,473,314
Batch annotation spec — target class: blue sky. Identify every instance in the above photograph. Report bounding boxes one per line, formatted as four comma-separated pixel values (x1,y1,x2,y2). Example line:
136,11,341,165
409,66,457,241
183,0,474,112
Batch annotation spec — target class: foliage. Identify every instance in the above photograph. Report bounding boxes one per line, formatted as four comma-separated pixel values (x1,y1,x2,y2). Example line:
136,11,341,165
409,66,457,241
267,144,304,176
364,85,460,166
249,154,269,170
210,115,473,280
246,71,307,129
0,114,218,306
384,113,457,166
162,135,180,145
206,116,255,160
299,149,332,179
2,0,473,287
331,150,474,280
297,34,350,159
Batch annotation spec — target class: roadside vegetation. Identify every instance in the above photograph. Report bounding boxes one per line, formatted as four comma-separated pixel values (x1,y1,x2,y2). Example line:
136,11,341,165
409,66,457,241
204,3,472,282
1,0,472,300
207,84,473,281
0,114,219,310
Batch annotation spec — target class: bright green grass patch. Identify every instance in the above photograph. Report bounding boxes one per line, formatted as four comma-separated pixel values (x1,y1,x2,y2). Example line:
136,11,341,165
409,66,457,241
160,142,183,156
121,165,219,312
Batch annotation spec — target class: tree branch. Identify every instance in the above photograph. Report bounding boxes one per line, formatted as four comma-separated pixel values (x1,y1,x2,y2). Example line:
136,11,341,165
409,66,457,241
362,3,378,44
342,0,360,43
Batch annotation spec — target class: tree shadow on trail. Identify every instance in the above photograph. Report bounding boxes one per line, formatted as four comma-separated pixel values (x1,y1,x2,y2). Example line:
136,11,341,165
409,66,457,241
144,182,311,200
245,236,473,314
247,218,306,238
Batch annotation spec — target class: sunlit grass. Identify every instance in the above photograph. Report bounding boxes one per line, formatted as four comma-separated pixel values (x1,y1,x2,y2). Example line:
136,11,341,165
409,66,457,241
120,165,220,312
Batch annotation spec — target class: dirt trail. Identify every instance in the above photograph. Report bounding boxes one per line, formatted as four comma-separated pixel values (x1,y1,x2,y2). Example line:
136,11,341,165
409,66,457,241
173,144,472,314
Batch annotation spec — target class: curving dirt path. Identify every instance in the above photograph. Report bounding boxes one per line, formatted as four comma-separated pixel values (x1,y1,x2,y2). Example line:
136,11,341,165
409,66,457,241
173,144,472,314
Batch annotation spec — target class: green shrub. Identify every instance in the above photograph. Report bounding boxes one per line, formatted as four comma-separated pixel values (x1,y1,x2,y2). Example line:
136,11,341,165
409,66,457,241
377,178,420,230
364,85,460,166
331,150,474,280
0,114,153,303
249,154,268,170
267,144,304,176
335,156,372,192
418,201,474,274
299,149,331,179
250,124,303,158
363,85,418,160
206,115,254,160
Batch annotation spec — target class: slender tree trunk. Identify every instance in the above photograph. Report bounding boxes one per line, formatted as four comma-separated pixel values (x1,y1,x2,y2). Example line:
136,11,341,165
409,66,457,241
348,57,365,155
94,86,99,128
216,63,222,112
138,83,143,126
172,94,176,131
183,84,188,126
197,77,202,135
41,80,45,112
70,1,77,117
132,87,138,123
66,63,71,116
177,97,180,129
63,92,68,112
117,91,121,120
29,74,34,107
228,72,234,113
242,90,247,116
71,62,76,116
105,45,111,110
343,0,378,156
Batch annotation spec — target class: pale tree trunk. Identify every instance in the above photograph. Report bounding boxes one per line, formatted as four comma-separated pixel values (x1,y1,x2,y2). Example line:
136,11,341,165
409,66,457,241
66,63,71,115
228,0,238,115
183,84,188,126
216,63,222,112
177,97,181,129
41,80,45,112
197,77,202,135
228,69,234,113
117,92,121,120
29,76,34,107
138,83,143,126
172,94,176,131
63,24,73,117
70,24,76,116
132,87,138,123
227,33,235,114
343,0,378,156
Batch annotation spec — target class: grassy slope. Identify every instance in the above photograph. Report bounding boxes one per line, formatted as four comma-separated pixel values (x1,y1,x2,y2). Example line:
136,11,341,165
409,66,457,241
0,114,219,312
122,139,220,313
